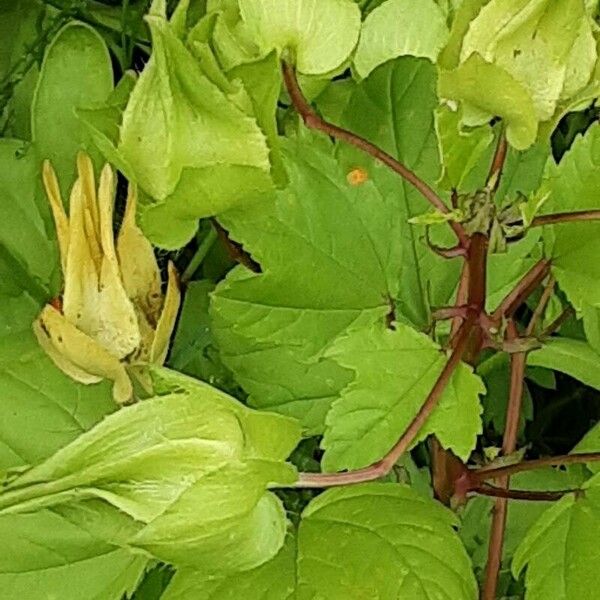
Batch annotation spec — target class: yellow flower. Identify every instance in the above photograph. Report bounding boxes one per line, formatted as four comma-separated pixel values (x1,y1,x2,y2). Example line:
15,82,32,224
33,153,181,404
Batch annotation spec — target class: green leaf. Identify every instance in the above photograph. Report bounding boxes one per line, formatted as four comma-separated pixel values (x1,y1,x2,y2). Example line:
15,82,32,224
461,468,586,578
0,139,59,304
486,230,542,313
0,330,117,472
438,53,538,150
437,0,485,70
528,337,600,391
1,367,300,572
336,57,460,328
162,533,296,599
211,132,404,433
164,483,477,599
297,483,477,599
513,473,600,600
168,279,236,393
117,10,273,247
77,70,138,181
321,324,484,471
0,0,47,139
31,22,114,194
435,105,494,191
477,352,533,436
353,0,449,78
238,0,361,75
540,123,600,309
0,328,140,598
229,51,286,185
573,421,600,474
130,564,174,600
582,302,600,354
0,502,147,600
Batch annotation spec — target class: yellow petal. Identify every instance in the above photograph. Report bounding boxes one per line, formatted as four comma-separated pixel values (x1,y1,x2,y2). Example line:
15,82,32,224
116,184,163,325
77,152,100,243
33,318,102,385
130,306,155,364
97,254,141,359
97,164,118,266
92,164,141,359
42,161,69,274
84,207,103,274
37,305,133,404
62,178,101,337
150,261,181,365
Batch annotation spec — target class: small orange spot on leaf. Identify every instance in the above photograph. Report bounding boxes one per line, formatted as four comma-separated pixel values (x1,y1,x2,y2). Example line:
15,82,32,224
346,167,368,186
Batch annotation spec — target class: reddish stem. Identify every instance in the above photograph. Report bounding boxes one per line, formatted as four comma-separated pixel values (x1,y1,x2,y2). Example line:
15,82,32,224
482,321,526,600
296,233,489,490
281,62,469,247
487,132,508,194
491,259,551,321
541,306,575,338
525,275,556,336
211,218,260,273
473,452,600,482
296,315,475,488
473,484,576,502
532,210,600,227
451,262,470,339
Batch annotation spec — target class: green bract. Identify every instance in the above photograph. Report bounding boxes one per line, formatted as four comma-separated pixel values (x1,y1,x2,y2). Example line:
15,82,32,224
0,368,300,573
439,0,599,149
118,8,273,248
238,0,361,75
354,0,449,78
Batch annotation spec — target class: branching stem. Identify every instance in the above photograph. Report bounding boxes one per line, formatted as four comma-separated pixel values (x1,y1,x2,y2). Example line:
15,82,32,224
281,62,469,247
482,321,526,600
541,306,575,338
532,210,600,227
525,275,555,336
473,452,600,481
473,484,577,502
491,259,551,321
296,314,475,489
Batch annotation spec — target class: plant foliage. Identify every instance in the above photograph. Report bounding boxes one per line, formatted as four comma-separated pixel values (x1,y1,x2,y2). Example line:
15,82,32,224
3,0,600,599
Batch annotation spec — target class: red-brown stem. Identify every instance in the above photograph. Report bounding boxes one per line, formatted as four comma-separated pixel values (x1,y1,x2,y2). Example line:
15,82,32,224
532,210,600,227
432,306,471,321
296,316,475,488
211,218,260,273
473,484,576,502
491,259,551,321
472,452,600,481
451,262,470,339
482,320,526,600
281,62,469,247
487,132,508,194
296,234,489,490
525,275,556,337
541,306,575,338
463,233,488,363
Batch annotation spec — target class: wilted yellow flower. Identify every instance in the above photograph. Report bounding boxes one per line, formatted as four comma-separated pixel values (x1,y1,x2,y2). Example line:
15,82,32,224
33,153,181,404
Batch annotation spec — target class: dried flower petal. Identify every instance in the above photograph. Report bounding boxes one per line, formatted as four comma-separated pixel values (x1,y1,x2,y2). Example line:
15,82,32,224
36,305,133,404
